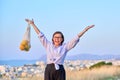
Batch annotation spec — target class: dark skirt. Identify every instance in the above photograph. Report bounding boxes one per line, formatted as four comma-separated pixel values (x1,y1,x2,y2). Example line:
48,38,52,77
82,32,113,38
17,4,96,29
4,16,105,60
44,63,66,80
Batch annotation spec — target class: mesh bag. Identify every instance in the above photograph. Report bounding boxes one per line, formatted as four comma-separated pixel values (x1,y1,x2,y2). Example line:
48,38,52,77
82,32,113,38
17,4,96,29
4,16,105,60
19,24,31,51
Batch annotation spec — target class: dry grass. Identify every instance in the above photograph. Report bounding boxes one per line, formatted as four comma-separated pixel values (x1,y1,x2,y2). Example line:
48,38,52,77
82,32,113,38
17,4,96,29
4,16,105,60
1,66,120,80
17,76,44,80
66,66,120,80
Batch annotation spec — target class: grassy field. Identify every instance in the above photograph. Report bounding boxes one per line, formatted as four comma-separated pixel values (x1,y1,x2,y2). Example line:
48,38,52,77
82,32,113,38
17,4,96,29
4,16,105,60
66,66,120,80
1,66,120,80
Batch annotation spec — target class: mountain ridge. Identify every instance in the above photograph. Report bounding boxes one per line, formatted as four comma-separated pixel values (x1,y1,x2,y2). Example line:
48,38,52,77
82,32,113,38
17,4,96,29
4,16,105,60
66,53,120,60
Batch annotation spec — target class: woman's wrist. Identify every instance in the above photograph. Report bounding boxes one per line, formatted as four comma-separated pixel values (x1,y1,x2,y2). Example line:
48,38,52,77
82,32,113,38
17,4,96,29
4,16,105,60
84,28,88,32
31,23,35,27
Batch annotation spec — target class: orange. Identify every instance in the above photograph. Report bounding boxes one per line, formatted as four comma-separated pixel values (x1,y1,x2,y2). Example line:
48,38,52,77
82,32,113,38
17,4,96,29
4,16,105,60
25,47,29,51
21,40,28,46
19,40,30,51
25,44,30,51
19,45,25,50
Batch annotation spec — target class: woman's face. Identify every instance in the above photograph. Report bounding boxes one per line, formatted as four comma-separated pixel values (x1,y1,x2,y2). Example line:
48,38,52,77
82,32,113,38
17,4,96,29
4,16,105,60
53,33,63,47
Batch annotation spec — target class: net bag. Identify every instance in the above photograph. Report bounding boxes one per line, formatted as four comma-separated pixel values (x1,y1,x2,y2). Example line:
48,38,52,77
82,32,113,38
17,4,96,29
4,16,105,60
19,24,31,51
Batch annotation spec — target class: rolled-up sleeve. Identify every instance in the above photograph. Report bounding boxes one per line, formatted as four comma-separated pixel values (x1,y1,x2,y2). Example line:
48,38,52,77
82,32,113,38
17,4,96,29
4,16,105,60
65,35,79,51
38,32,50,48
38,32,44,38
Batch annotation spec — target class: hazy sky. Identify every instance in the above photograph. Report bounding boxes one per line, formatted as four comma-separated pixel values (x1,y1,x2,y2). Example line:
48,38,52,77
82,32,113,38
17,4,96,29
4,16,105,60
0,0,120,60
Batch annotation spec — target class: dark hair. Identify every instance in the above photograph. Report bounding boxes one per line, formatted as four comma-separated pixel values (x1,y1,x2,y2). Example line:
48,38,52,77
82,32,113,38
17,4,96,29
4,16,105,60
52,31,64,45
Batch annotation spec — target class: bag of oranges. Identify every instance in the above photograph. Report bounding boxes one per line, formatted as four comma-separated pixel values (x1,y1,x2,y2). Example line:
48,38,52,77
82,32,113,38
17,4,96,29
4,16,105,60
19,24,31,51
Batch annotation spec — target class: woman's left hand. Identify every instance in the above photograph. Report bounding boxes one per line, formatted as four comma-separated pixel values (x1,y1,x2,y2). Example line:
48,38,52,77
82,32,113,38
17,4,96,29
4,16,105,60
85,25,95,31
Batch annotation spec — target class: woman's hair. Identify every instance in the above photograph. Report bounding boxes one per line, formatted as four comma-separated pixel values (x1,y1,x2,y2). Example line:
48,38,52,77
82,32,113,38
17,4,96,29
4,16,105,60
52,31,64,45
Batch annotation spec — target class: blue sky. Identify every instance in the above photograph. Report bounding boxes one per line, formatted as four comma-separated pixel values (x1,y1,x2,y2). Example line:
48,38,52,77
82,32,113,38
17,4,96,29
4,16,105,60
0,0,120,60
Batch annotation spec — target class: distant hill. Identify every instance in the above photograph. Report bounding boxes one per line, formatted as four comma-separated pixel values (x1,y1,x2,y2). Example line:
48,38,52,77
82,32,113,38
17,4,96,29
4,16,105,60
37,53,120,61
66,53,120,60
1,54,119,66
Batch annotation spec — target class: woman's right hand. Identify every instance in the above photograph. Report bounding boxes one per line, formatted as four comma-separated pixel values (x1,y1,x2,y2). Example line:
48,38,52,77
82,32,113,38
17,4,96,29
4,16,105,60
25,19,34,25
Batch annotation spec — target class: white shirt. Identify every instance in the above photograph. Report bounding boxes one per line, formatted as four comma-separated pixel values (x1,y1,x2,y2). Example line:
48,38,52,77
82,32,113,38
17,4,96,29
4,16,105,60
38,32,79,65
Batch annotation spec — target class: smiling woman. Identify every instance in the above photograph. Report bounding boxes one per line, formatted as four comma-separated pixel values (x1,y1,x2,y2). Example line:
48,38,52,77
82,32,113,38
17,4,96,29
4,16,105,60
0,0,120,62
52,31,64,47
25,19,94,80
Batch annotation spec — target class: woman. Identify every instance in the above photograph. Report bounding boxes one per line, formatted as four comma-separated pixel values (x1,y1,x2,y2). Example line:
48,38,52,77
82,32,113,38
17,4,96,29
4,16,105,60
25,19,94,80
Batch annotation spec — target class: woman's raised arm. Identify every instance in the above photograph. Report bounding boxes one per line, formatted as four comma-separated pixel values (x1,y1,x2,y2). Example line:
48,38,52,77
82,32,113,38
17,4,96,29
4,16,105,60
25,19,40,34
78,25,95,38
